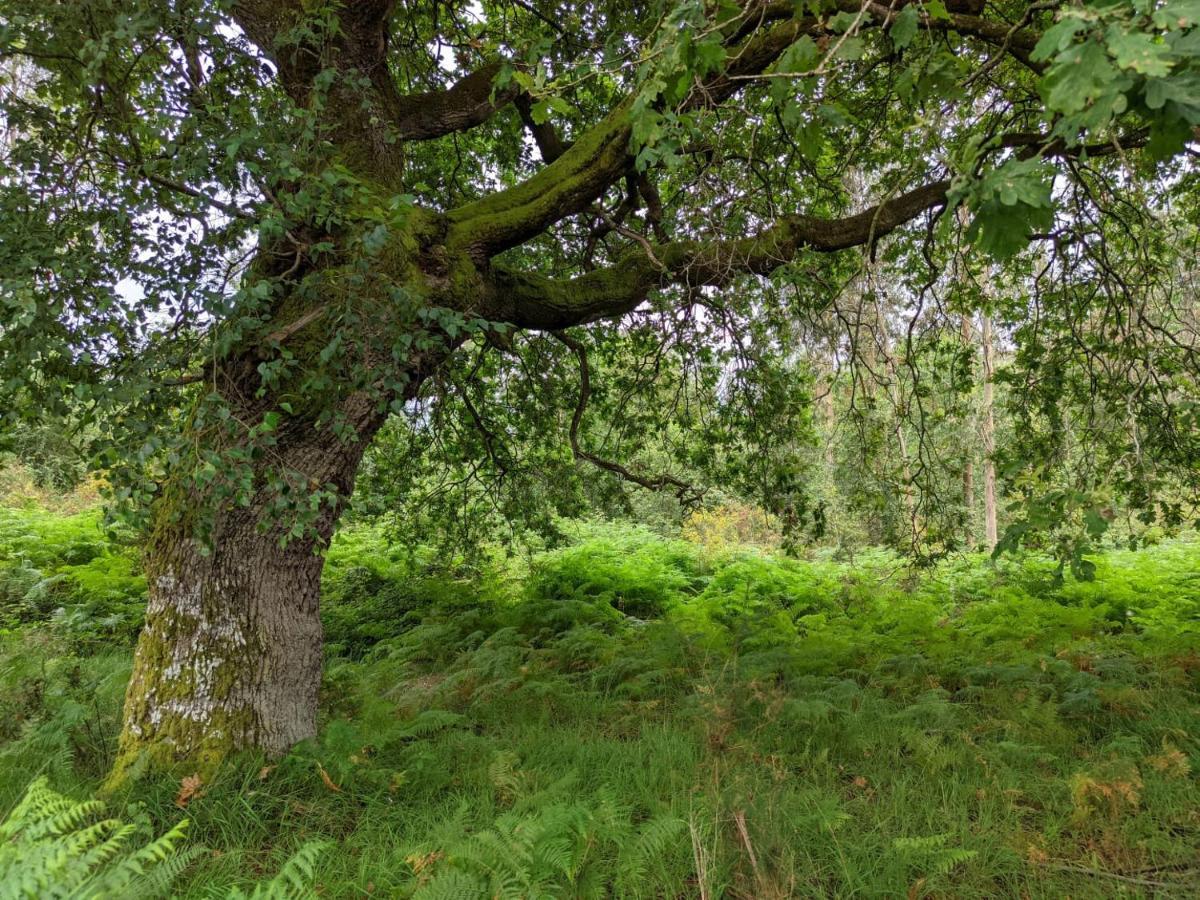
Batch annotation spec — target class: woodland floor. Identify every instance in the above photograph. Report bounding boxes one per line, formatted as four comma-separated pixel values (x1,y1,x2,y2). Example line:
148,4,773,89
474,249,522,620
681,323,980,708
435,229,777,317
1,504,1199,898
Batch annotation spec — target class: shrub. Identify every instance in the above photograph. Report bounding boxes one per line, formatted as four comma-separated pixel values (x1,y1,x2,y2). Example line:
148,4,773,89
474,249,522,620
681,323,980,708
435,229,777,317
527,523,705,618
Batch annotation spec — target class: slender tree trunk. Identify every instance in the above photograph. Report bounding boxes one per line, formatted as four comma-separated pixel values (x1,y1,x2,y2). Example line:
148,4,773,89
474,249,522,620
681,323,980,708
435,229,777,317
980,313,998,551
875,297,918,550
819,352,837,470
960,314,975,544
892,403,918,548
111,392,386,780
962,460,975,532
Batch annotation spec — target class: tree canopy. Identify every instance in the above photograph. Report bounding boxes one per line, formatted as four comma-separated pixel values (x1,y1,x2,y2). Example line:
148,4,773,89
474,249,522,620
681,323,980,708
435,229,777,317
2,0,1196,551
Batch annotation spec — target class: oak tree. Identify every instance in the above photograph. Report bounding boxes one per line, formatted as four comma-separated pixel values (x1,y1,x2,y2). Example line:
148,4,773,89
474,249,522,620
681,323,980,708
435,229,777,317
1,0,1197,773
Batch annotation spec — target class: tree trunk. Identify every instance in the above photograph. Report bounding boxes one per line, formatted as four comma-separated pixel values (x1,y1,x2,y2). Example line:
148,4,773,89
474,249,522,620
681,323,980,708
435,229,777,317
892,405,918,549
960,314,975,545
111,393,385,780
980,312,998,551
876,296,918,550
115,510,327,774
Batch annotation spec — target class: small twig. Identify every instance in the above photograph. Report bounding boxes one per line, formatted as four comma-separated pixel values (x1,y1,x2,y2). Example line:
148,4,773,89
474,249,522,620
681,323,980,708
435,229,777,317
589,204,666,270
1040,861,1197,891
732,810,764,892
264,305,327,345
510,0,566,35
689,815,712,900
142,171,256,221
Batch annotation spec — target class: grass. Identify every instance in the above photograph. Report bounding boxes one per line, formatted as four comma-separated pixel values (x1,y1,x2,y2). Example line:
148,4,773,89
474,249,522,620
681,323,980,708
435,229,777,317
1,510,1198,897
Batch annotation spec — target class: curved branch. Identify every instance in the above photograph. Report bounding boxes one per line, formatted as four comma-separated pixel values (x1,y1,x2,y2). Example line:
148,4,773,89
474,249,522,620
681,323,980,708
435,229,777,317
444,0,1045,262
445,15,825,261
851,0,1043,71
485,178,953,330
391,61,519,141
551,331,700,503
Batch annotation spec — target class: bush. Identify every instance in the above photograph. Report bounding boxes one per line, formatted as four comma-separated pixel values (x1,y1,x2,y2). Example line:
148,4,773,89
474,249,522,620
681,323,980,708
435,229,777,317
526,523,705,618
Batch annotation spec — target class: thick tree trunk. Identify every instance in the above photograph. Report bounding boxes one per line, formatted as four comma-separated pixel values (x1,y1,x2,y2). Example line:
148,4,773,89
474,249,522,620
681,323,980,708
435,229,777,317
111,395,385,780
115,512,326,774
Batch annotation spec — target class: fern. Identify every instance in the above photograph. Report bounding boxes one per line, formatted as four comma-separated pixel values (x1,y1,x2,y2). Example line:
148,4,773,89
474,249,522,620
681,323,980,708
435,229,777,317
0,779,330,900
487,750,524,804
406,804,598,899
225,841,331,900
128,846,208,900
0,777,193,899
412,868,487,900
396,709,468,739
891,833,979,877
615,815,686,896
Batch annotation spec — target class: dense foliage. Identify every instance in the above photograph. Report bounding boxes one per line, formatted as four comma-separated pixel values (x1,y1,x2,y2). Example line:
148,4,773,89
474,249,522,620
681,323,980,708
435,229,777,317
1,0,1197,552
2,502,1197,896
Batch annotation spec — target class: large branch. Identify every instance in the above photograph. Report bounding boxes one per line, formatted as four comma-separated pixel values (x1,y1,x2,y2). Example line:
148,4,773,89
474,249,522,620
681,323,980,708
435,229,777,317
389,61,520,141
477,117,1141,332
444,15,828,262
483,179,952,330
444,1,1044,262
230,0,1043,199
849,0,1043,71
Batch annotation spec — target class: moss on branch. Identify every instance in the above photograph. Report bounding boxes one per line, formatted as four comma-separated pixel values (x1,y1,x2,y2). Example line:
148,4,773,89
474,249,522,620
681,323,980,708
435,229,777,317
484,179,953,330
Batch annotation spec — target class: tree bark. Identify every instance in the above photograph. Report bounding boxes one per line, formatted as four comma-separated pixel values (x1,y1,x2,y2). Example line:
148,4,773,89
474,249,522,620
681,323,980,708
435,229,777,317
960,314,975,545
115,509,327,775
111,393,385,781
980,312,998,551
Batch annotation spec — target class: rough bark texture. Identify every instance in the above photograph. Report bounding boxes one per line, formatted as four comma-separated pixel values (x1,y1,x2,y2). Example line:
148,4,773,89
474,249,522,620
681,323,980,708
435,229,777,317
111,394,386,781
115,512,326,776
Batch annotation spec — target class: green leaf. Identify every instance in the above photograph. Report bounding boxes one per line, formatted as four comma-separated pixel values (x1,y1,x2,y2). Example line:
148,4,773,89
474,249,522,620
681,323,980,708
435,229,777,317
1144,71,1200,117
1083,507,1109,538
776,35,819,75
966,159,1055,259
835,36,865,61
1145,112,1194,159
1154,0,1200,29
1106,28,1174,77
1041,40,1120,115
1032,16,1087,62
692,37,727,75
828,10,860,32
924,0,952,21
546,95,577,117
890,5,920,49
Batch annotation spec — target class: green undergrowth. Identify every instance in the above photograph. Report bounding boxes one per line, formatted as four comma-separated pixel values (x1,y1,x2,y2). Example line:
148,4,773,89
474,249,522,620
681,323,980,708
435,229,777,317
1,511,1198,897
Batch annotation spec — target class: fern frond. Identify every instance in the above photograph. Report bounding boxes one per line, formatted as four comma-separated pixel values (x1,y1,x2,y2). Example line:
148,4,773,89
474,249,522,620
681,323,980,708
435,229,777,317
0,778,198,900
226,841,330,900
411,869,487,900
127,845,208,900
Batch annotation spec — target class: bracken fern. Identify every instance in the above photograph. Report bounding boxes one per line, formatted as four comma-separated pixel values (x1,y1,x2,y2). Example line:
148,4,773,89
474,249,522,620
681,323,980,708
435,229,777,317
0,777,195,899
